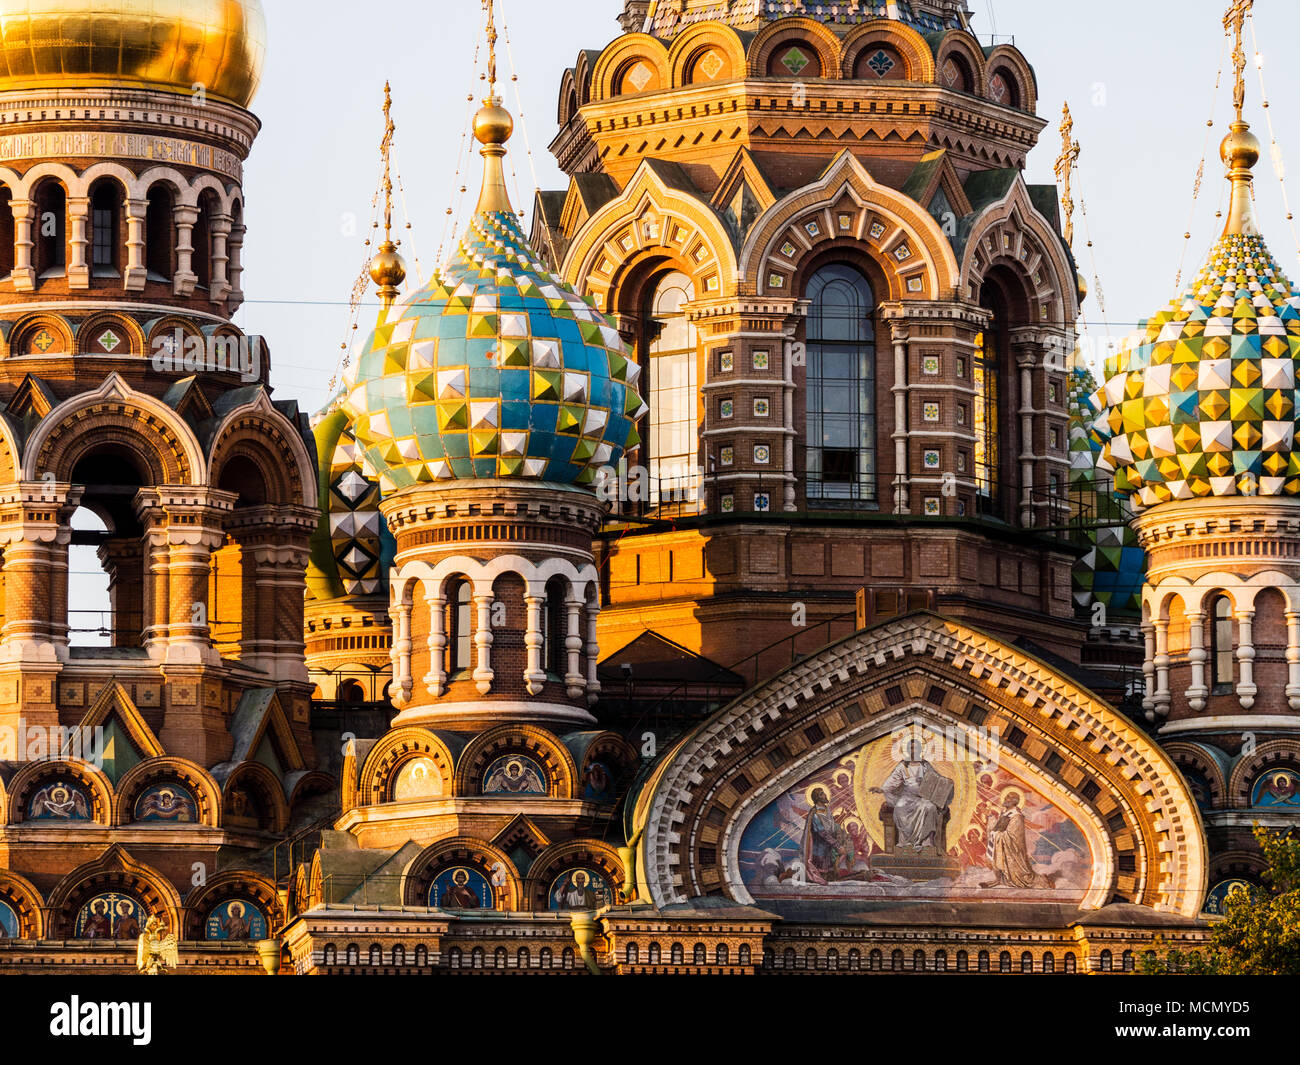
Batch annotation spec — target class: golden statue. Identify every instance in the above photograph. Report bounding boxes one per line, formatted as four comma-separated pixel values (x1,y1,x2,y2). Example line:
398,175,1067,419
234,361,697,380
136,916,179,976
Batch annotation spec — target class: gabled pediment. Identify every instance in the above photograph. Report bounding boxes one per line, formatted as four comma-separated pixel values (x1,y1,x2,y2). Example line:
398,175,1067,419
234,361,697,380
67,682,164,785
228,688,306,775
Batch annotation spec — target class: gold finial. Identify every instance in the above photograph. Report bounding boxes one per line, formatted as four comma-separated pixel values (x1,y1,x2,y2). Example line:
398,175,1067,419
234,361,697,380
1220,0,1260,236
370,80,407,307
1055,101,1080,248
472,0,515,215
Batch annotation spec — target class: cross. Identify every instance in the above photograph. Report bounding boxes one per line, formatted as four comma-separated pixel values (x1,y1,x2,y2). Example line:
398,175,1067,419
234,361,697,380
483,0,498,98
1054,102,1080,248
1224,0,1253,120
380,82,395,243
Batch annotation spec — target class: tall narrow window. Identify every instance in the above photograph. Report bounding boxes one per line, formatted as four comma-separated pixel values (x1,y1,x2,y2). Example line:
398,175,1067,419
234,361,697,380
35,181,66,276
973,326,1001,510
645,271,699,507
543,579,566,675
90,183,119,273
1210,595,1234,691
806,263,875,504
145,184,175,280
449,580,473,672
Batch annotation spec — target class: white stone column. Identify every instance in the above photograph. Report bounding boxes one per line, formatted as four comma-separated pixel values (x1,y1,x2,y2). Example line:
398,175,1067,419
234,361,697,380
66,196,90,288
1186,610,1208,712
1153,618,1171,716
208,212,232,303
124,197,148,290
423,592,446,697
524,591,546,696
1285,609,1300,711
228,221,247,309
1141,621,1156,720
565,595,586,699
472,593,495,695
386,594,413,706
585,599,602,705
172,204,199,295
10,198,35,290
1235,609,1257,710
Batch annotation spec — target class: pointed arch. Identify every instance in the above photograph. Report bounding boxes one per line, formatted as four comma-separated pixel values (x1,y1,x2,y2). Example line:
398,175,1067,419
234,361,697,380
959,177,1076,327
22,372,206,484
742,150,960,300
561,160,738,310
46,845,182,938
632,613,1206,916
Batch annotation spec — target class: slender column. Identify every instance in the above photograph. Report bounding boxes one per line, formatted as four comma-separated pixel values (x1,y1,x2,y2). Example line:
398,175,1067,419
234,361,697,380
172,204,199,295
228,221,247,308
124,197,148,290
1186,610,1208,712
1286,609,1300,711
524,592,546,696
1235,609,1256,709
10,198,35,290
142,527,171,654
782,328,797,512
472,593,495,695
584,599,602,705
394,598,413,702
208,212,232,303
66,196,90,288
1153,618,1171,716
1140,622,1156,720
890,323,909,514
565,595,586,698
423,592,447,696
166,526,225,665
1017,353,1035,527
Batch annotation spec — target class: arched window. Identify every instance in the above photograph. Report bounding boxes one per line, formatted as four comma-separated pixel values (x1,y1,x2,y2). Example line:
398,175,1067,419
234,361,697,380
323,944,337,966
999,951,1012,973
1210,595,1234,692
1122,950,1134,972
543,577,567,676
978,950,990,973
89,180,122,276
935,949,948,972
644,270,699,507
972,324,1001,512
805,263,876,505
367,943,381,965
1043,951,1055,973
738,944,750,965
957,950,968,972
145,184,175,280
193,192,216,288
0,185,13,279
1099,949,1112,972
869,948,882,971
647,942,661,964
392,944,405,966
671,942,684,965
891,948,903,971
345,943,359,965
518,946,531,969
694,943,707,965
1021,951,1033,973
448,579,473,673
34,180,66,277
913,949,926,972
414,944,428,967
1064,952,1077,973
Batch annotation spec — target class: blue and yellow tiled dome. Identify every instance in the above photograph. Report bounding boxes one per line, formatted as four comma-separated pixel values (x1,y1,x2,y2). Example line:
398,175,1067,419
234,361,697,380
341,98,645,494
1089,124,1300,511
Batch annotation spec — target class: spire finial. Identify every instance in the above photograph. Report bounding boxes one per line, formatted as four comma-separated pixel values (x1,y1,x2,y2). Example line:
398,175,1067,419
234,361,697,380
472,0,515,215
370,80,407,307
1220,0,1260,237
1055,101,1080,248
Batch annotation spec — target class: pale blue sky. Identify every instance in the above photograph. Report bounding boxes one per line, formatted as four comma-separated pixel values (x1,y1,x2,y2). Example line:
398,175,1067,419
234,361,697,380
236,0,1299,403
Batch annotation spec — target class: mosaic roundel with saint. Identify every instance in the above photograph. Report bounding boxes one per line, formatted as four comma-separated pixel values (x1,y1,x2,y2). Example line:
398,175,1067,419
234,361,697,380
738,731,1093,901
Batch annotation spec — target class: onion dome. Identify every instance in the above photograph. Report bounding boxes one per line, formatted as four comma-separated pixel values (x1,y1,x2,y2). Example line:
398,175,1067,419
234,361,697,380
340,92,646,494
1089,118,1300,510
0,0,266,107
1068,361,1144,613
305,403,394,601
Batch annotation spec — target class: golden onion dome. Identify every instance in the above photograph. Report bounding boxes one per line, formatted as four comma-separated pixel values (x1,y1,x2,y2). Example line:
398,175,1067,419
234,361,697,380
0,0,267,108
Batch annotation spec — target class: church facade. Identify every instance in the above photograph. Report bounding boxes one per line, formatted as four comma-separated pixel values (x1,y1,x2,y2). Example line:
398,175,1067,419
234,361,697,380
0,0,1293,975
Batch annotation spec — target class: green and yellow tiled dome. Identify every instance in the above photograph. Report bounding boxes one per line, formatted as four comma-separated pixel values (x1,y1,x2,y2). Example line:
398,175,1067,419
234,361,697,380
1069,362,1144,614
1088,231,1300,510
340,205,645,494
